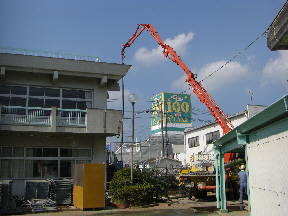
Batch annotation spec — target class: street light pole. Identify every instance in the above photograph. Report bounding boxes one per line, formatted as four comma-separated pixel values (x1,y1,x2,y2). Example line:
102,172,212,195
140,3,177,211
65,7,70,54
128,93,137,184
131,101,135,184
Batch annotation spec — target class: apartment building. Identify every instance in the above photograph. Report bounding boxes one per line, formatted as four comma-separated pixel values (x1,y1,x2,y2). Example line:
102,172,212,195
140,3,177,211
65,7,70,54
0,51,130,179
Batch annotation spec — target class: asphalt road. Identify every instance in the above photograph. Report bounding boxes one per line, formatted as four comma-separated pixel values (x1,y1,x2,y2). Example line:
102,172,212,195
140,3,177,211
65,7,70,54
10,197,248,216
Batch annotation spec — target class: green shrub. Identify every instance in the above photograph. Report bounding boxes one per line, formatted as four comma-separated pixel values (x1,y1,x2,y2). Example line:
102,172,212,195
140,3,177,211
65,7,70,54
109,168,170,206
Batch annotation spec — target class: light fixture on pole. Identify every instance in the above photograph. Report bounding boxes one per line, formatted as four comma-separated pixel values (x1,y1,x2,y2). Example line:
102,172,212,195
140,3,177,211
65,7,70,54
128,93,137,184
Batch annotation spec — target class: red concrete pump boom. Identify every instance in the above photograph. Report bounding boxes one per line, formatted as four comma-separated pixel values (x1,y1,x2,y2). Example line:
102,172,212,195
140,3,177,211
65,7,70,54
121,24,234,161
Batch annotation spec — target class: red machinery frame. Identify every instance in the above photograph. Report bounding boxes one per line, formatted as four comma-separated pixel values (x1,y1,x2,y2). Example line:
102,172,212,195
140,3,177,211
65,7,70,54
121,24,234,162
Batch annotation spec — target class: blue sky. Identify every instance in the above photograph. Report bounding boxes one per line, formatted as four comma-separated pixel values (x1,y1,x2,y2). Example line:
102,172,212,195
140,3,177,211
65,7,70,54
1,0,288,141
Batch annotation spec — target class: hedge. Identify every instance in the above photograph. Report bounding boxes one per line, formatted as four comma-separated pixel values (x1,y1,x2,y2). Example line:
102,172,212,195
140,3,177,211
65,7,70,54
109,168,169,206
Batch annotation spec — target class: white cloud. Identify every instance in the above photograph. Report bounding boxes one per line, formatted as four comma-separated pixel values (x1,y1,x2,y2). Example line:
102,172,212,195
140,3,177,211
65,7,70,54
134,32,194,65
171,74,190,92
261,51,288,86
171,60,248,92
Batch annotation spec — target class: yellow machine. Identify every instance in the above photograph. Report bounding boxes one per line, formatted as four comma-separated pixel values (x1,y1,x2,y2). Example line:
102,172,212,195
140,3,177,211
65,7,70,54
73,163,105,209
178,154,243,199
177,154,216,198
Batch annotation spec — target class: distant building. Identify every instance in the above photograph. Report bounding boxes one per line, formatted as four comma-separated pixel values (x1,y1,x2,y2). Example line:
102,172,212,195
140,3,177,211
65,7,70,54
115,134,183,166
267,1,288,50
141,158,182,174
0,50,130,180
182,105,267,166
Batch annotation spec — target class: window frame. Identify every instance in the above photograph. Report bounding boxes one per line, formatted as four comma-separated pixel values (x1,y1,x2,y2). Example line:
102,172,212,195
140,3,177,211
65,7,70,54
188,136,200,148
0,146,91,179
205,130,220,145
0,84,93,110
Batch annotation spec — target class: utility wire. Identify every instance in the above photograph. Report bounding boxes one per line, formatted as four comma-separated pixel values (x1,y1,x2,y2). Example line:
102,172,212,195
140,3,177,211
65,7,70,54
172,29,269,96
199,30,268,83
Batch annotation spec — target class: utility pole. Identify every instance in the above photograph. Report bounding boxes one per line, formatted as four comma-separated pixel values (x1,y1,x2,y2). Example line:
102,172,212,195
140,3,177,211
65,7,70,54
120,78,124,162
160,101,165,158
148,137,151,160
165,111,169,158
139,141,142,162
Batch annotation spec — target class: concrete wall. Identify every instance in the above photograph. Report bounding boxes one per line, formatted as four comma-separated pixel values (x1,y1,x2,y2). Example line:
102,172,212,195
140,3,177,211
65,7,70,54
0,53,130,79
247,117,288,216
86,108,122,135
1,108,122,135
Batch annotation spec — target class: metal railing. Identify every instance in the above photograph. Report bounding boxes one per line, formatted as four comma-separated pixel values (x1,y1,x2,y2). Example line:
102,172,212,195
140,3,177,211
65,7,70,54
0,47,101,62
56,108,86,127
0,106,52,126
0,106,87,127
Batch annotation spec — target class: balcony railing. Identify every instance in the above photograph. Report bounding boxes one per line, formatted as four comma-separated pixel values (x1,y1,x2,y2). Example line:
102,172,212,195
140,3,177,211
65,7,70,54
0,106,52,126
0,105,122,135
0,47,101,62
0,106,86,127
56,108,86,127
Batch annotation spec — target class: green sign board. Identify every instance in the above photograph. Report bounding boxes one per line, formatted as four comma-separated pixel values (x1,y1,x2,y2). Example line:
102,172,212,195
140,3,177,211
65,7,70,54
151,92,192,130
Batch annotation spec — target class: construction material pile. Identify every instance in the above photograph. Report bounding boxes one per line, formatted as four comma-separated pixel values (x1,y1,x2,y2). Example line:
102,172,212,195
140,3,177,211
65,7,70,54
0,179,72,214
21,199,57,213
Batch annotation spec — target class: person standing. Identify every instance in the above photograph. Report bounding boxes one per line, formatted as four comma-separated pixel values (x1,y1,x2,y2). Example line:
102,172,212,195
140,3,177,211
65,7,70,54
238,164,247,210
229,168,239,200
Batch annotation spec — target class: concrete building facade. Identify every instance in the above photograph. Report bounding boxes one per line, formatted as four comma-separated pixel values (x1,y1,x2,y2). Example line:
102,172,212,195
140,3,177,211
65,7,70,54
0,52,130,179
183,112,247,166
182,105,266,166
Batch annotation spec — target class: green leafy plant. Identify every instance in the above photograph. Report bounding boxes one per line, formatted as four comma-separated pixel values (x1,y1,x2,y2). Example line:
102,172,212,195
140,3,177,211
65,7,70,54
109,168,172,206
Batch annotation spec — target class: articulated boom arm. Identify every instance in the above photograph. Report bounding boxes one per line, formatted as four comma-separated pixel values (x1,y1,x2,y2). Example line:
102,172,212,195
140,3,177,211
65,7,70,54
121,24,234,135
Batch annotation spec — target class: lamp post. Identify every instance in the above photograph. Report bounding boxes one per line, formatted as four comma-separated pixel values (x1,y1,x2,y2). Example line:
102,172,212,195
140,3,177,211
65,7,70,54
128,93,137,184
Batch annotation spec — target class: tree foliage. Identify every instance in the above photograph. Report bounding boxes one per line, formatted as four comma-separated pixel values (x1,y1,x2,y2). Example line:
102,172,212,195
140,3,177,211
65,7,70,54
109,168,171,206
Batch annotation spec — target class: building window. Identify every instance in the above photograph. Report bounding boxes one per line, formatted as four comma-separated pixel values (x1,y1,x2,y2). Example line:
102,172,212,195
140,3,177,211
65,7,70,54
60,160,72,177
0,85,93,110
25,160,58,178
62,89,92,110
206,130,220,144
0,146,91,179
188,136,199,148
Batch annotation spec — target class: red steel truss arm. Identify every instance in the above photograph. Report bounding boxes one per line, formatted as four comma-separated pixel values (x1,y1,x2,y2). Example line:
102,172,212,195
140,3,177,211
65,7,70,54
121,24,234,136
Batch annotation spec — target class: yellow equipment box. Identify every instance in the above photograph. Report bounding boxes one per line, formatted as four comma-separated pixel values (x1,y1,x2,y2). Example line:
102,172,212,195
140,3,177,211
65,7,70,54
73,163,105,209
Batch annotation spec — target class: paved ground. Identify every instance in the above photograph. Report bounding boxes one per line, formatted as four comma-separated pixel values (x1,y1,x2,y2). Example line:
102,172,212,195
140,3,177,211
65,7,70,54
10,198,248,216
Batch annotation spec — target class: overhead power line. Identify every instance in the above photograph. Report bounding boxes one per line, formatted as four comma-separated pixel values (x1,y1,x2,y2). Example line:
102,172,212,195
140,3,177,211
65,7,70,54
175,29,269,96
199,30,268,83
